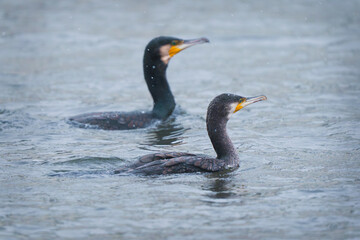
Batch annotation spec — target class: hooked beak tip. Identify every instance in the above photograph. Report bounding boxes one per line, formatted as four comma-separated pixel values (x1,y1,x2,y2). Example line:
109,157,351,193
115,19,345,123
201,37,210,43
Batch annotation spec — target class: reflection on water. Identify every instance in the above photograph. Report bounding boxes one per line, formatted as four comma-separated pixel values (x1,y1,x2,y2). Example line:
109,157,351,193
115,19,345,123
143,117,189,146
203,171,236,199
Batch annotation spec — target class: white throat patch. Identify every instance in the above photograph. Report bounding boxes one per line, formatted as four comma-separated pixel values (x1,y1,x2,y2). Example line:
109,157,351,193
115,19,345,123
227,102,238,119
159,45,171,65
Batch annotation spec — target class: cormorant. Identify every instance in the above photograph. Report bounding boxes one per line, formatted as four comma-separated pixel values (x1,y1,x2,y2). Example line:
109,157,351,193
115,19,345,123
115,93,267,175
69,36,209,130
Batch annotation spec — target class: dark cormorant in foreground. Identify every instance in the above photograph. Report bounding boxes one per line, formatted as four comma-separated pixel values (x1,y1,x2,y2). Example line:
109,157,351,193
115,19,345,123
114,93,267,175
69,36,209,130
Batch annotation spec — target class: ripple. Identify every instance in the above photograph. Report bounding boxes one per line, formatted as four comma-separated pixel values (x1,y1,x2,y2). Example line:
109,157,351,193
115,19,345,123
142,116,190,146
0,109,34,131
53,156,124,165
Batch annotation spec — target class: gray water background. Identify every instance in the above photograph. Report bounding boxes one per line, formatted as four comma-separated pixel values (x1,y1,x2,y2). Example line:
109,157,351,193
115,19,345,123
1,0,360,239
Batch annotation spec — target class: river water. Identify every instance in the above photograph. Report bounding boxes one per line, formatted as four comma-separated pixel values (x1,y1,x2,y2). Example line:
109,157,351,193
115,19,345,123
1,0,360,239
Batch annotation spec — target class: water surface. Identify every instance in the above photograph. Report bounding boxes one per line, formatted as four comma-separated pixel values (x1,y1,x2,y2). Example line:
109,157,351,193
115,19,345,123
1,0,360,239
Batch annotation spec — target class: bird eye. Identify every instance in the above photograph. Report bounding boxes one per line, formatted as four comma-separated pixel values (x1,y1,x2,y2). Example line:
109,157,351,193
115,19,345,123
171,41,177,46
239,98,246,104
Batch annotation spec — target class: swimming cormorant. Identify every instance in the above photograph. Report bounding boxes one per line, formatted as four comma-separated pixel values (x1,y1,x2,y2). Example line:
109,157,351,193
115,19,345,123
114,93,267,175
68,36,209,130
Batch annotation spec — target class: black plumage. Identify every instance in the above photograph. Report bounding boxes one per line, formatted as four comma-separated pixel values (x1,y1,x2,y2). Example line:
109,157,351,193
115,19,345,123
115,93,267,175
69,36,209,130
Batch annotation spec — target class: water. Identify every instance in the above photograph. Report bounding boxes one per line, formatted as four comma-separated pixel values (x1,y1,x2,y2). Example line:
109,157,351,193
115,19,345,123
1,0,360,239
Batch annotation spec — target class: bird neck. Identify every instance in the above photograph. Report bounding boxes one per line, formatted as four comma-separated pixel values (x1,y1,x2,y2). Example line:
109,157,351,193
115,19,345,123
143,57,175,119
207,117,239,166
